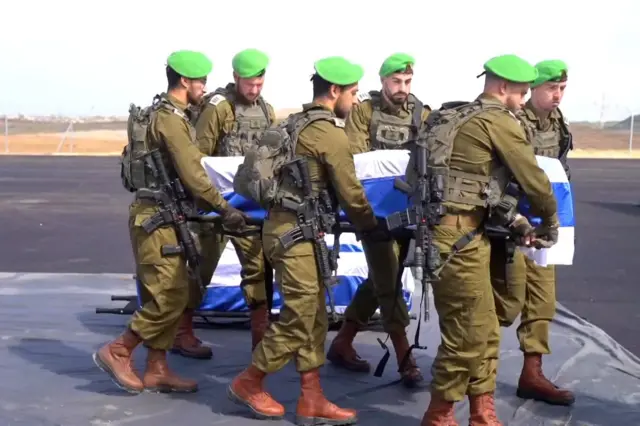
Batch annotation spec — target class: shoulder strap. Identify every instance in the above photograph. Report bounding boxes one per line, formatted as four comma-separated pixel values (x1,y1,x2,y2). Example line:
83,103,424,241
368,90,382,109
408,93,424,142
155,96,188,121
257,97,273,126
286,108,337,153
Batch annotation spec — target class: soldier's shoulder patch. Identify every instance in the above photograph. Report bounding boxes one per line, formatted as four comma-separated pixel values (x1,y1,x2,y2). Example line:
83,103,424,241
171,107,186,119
208,94,226,106
331,117,345,128
357,92,372,103
507,110,519,121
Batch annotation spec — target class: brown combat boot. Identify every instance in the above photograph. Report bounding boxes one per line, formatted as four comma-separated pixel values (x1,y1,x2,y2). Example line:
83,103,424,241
469,393,502,426
250,304,270,351
170,310,213,359
142,348,198,393
516,353,575,406
390,331,424,388
92,328,144,394
420,393,459,426
227,365,285,420
326,321,371,372
295,368,357,425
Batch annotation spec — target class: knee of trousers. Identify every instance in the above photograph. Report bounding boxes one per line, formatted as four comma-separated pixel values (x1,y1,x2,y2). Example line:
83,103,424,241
495,298,524,327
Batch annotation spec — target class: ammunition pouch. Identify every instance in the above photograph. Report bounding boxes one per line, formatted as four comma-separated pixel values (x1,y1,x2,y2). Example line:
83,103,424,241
486,180,521,230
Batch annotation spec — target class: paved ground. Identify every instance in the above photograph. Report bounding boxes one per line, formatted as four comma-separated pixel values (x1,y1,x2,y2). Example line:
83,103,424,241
1,156,639,356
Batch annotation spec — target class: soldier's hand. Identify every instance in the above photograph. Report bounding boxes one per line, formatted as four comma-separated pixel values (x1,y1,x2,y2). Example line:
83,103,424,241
531,224,559,249
509,214,535,246
221,206,248,231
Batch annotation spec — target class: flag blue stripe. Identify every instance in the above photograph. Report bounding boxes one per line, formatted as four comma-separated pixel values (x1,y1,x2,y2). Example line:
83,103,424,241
518,182,575,227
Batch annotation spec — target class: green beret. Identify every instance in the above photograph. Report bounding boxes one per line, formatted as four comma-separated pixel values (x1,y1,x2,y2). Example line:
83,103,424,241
166,50,212,79
479,54,538,83
314,56,364,86
379,53,415,77
232,48,270,78
531,59,568,88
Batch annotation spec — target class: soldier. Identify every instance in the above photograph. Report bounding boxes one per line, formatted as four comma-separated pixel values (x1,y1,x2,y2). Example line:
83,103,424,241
490,59,575,406
93,50,247,394
170,48,277,360
327,52,430,387
419,54,559,425
228,56,383,425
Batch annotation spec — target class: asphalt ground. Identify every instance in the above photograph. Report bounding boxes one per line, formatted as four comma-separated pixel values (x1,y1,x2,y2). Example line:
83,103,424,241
1,155,639,355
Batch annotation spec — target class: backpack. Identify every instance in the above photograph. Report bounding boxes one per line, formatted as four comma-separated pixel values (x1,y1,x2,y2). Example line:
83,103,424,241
233,106,341,209
120,94,174,192
406,99,509,209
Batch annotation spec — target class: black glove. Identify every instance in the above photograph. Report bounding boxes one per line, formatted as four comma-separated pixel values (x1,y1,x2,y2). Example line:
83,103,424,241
220,206,248,231
532,224,559,249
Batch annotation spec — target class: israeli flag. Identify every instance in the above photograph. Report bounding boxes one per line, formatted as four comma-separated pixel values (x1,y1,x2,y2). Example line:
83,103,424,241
199,150,574,313
199,150,415,314
517,156,575,267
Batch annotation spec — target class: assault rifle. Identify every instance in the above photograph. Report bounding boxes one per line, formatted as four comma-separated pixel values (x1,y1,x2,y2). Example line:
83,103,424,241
385,142,445,322
134,149,207,294
277,157,341,323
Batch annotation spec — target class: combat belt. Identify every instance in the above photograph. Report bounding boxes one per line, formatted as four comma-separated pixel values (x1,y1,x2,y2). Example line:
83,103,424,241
275,157,341,323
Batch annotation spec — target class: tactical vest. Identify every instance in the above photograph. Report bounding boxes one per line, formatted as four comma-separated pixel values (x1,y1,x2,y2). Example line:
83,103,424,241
357,90,425,150
120,94,191,192
518,108,571,159
197,83,272,157
412,99,516,219
233,106,342,209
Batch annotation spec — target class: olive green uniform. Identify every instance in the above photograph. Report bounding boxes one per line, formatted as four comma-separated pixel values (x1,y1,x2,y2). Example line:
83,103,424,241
491,100,570,355
431,94,558,402
193,84,276,310
343,92,431,333
253,102,377,374
129,94,230,350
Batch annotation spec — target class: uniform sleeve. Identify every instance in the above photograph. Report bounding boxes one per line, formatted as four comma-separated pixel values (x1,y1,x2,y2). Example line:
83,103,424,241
344,103,371,154
194,103,226,156
320,124,378,231
487,113,558,226
157,111,230,213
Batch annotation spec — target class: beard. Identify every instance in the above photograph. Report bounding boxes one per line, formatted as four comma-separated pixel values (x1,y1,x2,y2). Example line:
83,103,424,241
334,104,350,119
389,92,408,105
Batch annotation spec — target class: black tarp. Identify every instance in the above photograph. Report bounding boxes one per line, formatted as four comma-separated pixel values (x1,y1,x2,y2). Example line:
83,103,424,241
2,272,640,425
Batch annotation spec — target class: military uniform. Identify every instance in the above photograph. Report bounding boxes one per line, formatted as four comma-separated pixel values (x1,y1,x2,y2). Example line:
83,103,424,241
327,52,430,387
420,55,559,426
490,59,575,406
93,50,246,394
229,56,377,425
170,48,276,359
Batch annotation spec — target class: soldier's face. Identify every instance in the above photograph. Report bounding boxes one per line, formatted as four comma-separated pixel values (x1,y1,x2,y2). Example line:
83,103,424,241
382,73,412,105
503,82,530,113
185,77,207,104
235,75,265,103
531,81,567,112
334,84,359,119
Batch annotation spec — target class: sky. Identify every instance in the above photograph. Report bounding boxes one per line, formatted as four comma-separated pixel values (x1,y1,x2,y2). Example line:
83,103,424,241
1,0,639,122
